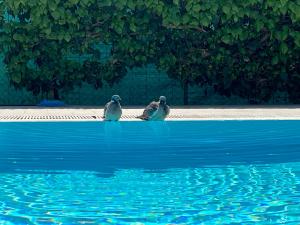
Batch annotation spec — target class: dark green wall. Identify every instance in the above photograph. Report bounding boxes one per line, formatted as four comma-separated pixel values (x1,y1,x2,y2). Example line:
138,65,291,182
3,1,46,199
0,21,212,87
0,58,287,106
0,60,188,105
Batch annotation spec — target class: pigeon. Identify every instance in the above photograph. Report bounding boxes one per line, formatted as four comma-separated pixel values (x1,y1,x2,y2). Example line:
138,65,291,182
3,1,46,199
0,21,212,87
103,95,122,121
137,96,170,121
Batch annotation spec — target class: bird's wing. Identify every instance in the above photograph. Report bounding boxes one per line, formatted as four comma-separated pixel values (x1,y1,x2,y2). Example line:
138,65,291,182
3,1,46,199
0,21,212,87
165,105,170,116
103,102,109,118
136,101,159,120
144,101,159,117
150,105,170,120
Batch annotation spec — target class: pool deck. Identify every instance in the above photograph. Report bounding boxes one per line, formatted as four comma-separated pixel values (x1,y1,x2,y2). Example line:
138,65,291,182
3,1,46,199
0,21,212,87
0,106,300,121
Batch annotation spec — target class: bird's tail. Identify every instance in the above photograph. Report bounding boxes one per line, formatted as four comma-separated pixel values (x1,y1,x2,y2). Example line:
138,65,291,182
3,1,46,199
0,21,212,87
136,115,148,120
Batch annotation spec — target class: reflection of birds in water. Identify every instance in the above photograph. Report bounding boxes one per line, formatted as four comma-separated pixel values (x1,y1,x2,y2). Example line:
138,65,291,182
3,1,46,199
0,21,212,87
137,96,170,121
146,121,170,143
103,95,122,121
104,122,123,150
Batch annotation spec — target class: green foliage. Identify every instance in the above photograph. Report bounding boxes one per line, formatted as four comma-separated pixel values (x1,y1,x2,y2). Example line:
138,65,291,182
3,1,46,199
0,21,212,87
0,0,299,103
0,0,127,99
91,0,300,104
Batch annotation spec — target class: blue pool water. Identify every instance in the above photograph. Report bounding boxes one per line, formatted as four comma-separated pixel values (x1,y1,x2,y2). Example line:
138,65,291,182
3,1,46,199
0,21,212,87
0,121,300,224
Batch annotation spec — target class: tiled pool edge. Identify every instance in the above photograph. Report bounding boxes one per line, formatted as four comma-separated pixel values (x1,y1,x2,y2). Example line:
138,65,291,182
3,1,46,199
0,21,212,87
1,106,300,121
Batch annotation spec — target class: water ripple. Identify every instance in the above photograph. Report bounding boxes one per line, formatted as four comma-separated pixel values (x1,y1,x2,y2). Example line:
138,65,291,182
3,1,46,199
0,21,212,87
0,121,300,224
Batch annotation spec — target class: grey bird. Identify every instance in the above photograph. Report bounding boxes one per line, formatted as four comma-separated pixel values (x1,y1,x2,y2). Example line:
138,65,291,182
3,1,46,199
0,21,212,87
103,95,122,121
137,96,170,121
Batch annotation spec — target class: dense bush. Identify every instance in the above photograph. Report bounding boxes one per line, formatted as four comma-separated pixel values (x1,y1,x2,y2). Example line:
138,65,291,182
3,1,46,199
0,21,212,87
0,0,127,99
0,0,299,103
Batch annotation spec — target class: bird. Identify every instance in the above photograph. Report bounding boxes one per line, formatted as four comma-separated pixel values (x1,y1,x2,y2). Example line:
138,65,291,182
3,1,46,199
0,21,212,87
103,95,122,121
137,96,170,121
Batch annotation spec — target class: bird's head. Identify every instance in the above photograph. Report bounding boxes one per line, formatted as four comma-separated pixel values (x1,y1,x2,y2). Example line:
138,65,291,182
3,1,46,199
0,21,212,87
159,96,167,105
111,95,121,102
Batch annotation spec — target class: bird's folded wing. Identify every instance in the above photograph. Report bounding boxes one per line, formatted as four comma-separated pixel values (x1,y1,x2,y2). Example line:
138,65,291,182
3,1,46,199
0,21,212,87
103,102,109,118
143,101,159,117
165,105,170,116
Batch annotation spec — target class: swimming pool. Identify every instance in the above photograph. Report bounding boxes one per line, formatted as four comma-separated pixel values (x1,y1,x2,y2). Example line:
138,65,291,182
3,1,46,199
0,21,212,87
0,121,300,224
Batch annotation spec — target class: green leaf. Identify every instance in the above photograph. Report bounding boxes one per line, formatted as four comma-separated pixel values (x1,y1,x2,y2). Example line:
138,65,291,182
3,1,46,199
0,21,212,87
280,0,288,5
129,22,136,32
28,0,36,7
11,72,22,83
58,32,65,41
276,26,289,41
292,32,300,47
193,4,201,12
221,35,231,44
158,4,165,13
272,55,279,65
13,33,21,41
182,15,190,24
280,42,289,54
40,0,47,5
51,10,60,19
201,16,210,27
255,20,264,32
222,5,231,15
127,0,135,9
64,33,71,42
48,1,57,11
69,0,80,5
115,24,123,34
44,27,51,35
288,2,300,22
288,2,300,14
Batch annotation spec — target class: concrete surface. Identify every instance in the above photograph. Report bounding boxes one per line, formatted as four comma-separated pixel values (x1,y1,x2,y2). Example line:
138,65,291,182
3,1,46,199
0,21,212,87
0,106,300,122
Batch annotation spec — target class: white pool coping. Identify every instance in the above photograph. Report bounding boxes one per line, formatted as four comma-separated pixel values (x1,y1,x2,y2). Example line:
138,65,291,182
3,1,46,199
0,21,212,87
1,106,300,122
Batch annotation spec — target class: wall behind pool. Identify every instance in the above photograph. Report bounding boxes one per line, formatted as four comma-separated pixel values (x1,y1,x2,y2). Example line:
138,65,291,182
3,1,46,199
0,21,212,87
0,50,251,106
0,65,253,106
0,60,186,106
1,58,291,106
0,39,292,106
